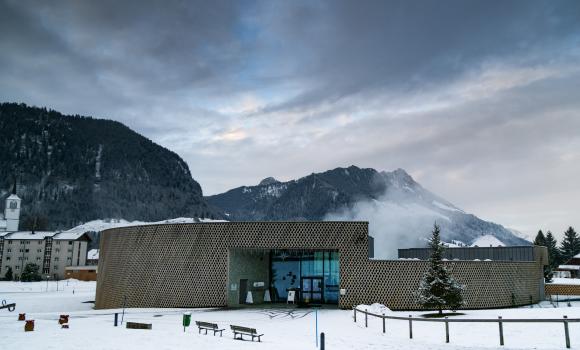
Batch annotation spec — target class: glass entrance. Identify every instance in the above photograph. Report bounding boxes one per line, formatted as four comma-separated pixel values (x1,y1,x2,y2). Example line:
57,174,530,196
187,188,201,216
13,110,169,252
301,277,323,303
270,250,339,304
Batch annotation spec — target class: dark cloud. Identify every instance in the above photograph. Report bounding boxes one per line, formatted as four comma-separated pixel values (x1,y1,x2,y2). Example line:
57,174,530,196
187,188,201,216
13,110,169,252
1,0,579,237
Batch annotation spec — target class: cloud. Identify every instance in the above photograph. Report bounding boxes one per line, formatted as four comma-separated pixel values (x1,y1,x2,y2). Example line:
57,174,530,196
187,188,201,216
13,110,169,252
1,0,579,238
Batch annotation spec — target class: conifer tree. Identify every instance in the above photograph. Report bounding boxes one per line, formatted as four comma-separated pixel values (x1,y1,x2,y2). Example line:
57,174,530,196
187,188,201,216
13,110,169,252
545,231,560,269
4,266,13,281
416,223,464,315
534,230,546,246
560,227,580,263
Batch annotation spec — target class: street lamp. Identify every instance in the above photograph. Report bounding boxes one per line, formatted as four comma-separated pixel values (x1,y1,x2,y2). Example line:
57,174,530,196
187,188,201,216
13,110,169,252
45,274,50,292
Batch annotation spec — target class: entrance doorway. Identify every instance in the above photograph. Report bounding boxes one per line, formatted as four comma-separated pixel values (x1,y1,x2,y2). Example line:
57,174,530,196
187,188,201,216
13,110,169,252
301,277,323,304
239,279,248,304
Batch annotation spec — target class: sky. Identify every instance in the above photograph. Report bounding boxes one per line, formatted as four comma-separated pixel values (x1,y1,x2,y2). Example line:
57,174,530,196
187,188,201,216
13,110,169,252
1,0,579,239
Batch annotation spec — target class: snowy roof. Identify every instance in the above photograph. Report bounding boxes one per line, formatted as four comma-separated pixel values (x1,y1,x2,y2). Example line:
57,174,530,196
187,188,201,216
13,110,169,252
558,265,580,270
1,230,90,240
64,266,97,271
4,231,59,239
87,249,99,260
6,194,20,200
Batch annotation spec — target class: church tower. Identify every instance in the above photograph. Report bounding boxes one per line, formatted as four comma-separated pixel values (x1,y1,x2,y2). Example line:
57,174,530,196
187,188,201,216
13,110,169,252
5,182,21,232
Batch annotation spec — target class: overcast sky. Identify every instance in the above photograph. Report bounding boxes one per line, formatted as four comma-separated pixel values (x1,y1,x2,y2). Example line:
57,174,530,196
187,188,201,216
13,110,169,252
1,0,579,239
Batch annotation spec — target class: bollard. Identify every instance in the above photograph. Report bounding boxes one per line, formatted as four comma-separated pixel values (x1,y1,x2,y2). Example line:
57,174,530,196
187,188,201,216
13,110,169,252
320,332,325,350
114,313,118,327
24,320,34,332
365,309,368,328
409,315,413,339
445,317,449,343
353,308,356,323
498,316,504,346
18,313,25,321
382,314,386,334
564,316,570,349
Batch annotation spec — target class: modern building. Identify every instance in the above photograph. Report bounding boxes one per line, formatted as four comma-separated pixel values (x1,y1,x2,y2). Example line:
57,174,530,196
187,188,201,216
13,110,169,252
0,186,91,280
399,246,548,263
96,222,547,310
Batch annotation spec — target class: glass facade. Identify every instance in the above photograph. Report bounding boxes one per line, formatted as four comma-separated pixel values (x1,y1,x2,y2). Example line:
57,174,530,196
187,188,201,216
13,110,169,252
271,250,339,304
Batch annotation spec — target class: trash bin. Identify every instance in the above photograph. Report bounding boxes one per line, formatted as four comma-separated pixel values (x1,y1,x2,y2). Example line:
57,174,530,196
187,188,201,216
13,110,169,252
18,313,25,321
182,312,191,332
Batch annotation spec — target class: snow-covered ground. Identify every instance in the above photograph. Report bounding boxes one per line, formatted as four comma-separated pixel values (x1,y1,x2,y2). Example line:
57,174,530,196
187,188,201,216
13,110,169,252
550,278,580,285
2,280,580,349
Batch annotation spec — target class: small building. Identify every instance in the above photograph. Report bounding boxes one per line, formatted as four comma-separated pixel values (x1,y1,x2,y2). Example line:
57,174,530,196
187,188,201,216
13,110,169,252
0,185,91,280
65,265,97,281
87,249,99,265
555,253,580,278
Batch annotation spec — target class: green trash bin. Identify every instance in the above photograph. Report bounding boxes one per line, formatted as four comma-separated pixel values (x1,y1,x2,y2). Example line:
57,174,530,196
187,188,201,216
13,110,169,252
182,312,191,332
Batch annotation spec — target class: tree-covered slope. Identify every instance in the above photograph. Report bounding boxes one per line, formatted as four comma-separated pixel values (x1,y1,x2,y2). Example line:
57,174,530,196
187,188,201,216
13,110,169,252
0,102,215,229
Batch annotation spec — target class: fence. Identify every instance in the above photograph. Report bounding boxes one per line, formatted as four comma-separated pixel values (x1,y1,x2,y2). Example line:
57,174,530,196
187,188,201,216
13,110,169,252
353,306,579,348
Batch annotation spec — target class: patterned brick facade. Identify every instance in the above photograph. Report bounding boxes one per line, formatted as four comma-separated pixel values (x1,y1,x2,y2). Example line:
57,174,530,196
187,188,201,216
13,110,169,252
95,222,544,310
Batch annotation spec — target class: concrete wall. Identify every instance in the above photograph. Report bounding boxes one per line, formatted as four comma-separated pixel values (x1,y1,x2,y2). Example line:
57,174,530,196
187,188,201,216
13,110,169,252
95,222,545,310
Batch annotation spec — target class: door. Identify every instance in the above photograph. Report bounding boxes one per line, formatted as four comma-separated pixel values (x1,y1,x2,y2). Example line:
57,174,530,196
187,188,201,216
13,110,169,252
239,279,248,304
301,277,323,304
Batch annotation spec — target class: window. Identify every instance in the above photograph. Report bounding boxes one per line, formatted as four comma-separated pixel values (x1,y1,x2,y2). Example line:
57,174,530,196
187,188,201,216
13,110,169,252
25,249,29,253
56,241,61,245
37,249,42,253
25,241,30,245
7,241,11,244
68,249,73,253
20,241,24,245
38,241,42,244
15,266,19,270
24,257,28,261
55,248,60,253
7,248,11,253
6,257,10,261
36,257,41,261
53,265,59,270
68,241,73,245
54,257,59,262
19,249,23,253
18,257,22,261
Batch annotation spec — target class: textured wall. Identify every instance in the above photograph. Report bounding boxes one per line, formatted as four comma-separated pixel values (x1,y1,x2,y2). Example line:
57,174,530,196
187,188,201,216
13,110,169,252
95,222,543,310
545,284,580,296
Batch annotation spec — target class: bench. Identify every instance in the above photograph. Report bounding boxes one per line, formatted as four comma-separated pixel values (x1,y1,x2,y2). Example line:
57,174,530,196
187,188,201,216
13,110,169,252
195,321,224,336
126,322,152,330
230,325,263,342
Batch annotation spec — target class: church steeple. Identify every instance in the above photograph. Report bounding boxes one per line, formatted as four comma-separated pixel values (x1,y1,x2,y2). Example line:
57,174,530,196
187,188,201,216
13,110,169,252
11,180,16,195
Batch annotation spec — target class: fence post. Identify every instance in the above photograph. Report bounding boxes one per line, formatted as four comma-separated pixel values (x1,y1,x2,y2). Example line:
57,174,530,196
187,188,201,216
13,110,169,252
365,309,368,328
564,316,570,349
114,313,118,327
409,315,413,339
498,316,504,346
354,308,356,323
382,314,386,334
445,317,449,343
320,332,325,350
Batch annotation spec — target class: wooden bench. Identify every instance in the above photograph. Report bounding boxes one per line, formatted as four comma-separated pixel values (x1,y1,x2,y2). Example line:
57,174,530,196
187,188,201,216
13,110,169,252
230,325,263,342
195,321,224,336
126,322,152,330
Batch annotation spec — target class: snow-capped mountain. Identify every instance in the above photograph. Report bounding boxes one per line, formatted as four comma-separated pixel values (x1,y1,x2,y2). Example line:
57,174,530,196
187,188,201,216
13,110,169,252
207,165,530,258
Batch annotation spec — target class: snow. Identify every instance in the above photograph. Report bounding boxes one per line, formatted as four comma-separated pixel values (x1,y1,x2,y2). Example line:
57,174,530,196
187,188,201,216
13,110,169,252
432,200,464,213
4,282,580,349
64,217,228,233
471,235,505,247
87,249,99,260
549,278,580,285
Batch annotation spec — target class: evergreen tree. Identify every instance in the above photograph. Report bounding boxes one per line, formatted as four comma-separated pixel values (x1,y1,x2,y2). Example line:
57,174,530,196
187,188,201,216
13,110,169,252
20,263,42,282
534,230,546,246
559,227,580,263
545,231,560,269
416,223,464,315
3,266,13,281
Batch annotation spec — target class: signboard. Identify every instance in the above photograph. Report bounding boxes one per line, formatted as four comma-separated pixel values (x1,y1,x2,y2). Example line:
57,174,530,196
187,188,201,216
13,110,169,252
253,281,265,288
287,290,296,304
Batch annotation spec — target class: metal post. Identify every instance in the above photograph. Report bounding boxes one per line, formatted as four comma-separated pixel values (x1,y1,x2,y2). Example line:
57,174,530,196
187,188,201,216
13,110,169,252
353,308,356,322
409,315,413,339
564,316,570,349
316,309,318,348
121,296,127,325
365,309,368,328
320,332,325,350
382,314,386,334
114,313,118,327
445,317,449,343
498,316,504,346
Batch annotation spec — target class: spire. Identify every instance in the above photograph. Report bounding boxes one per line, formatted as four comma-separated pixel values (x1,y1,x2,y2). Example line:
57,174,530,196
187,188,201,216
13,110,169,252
11,180,17,195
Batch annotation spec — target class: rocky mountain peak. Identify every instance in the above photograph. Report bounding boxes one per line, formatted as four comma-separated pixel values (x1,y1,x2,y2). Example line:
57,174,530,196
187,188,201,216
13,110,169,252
258,177,280,186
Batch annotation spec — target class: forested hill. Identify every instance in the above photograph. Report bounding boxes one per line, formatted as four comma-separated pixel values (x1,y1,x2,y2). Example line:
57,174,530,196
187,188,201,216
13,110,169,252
0,102,216,230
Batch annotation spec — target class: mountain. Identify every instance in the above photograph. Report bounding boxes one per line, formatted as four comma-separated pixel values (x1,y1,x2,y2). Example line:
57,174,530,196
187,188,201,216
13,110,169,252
0,102,217,230
206,165,530,258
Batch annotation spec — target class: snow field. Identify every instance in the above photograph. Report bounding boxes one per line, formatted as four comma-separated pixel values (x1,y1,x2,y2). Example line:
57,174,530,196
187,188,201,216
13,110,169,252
3,281,580,349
